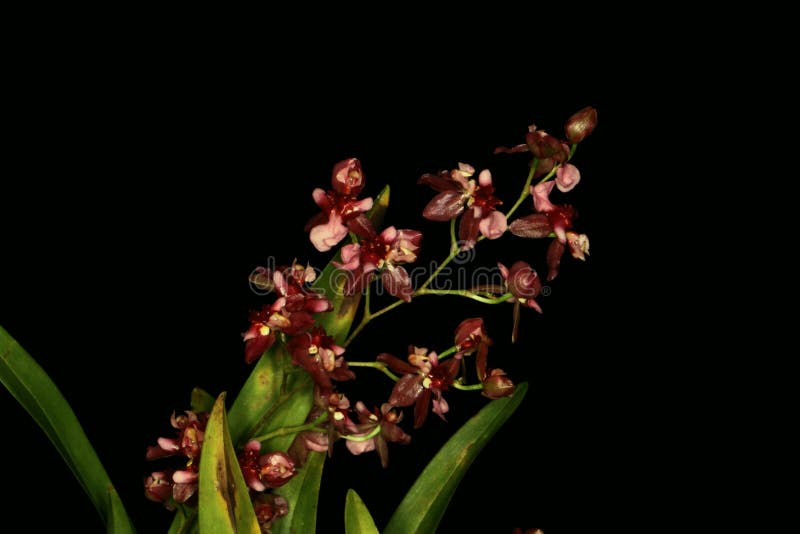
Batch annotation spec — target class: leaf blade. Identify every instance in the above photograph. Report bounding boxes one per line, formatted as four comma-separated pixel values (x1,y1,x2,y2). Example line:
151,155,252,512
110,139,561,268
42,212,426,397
383,382,529,534
198,392,260,534
0,326,136,533
344,489,380,534
272,451,326,534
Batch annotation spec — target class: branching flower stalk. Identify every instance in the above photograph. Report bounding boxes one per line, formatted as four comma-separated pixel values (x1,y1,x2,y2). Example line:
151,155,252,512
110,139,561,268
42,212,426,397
140,106,598,533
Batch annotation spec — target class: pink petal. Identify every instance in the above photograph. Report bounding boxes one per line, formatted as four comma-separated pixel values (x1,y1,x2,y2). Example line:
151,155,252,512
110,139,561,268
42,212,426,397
312,188,329,209
478,169,493,187
309,212,348,252
497,262,509,280
351,197,374,213
532,182,556,213
334,243,361,270
432,393,449,420
555,163,581,193
172,470,198,484
157,438,180,452
345,436,376,455
380,226,398,243
478,211,507,240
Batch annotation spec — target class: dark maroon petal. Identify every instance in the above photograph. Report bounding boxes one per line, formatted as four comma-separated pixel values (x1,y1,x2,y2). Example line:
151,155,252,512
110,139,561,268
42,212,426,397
455,317,484,347
377,352,418,375
418,171,459,192
494,143,530,154
329,365,356,383
508,214,553,238
381,267,413,302
347,214,377,240
244,332,275,364
144,471,173,503
546,239,566,281
145,445,176,461
533,157,556,179
423,191,466,221
389,374,424,407
476,341,489,382
413,389,432,428
525,130,564,159
382,422,411,445
458,208,481,250
376,435,390,468
172,482,197,503
440,358,460,382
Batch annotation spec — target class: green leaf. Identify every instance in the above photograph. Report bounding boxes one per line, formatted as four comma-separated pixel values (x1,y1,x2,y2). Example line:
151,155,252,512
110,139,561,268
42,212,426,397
166,507,197,534
272,451,326,534
313,185,389,345
198,392,260,534
383,382,529,534
255,372,314,453
227,344,286,445
190,386,215,413
344,489,380,534
0,326,136,533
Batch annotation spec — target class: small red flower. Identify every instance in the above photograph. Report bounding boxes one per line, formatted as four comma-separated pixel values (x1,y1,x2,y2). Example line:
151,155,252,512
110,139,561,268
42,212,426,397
252,494,289,532
334,226,422,302
287,327,353,392
508,182,589,281
345,401,411,468
454,317,493,381
418,163,506,249
306,158,375,252
379,347,460,428
498,261,543,342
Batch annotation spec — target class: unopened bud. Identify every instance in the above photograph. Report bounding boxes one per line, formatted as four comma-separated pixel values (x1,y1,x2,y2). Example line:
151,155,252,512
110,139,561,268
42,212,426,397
483,369,515,399
564,106,598,144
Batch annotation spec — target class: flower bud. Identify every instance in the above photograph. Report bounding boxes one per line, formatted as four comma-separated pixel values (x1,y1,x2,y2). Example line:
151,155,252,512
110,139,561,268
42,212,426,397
482,369,515,399
564,106,598,143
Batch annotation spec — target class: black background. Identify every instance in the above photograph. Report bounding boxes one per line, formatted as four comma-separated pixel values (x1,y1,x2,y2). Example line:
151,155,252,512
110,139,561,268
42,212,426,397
1,44,642,533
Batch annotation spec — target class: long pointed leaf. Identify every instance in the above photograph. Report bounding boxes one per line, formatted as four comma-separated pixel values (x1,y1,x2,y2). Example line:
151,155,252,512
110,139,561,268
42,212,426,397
383,382,529,534
198,392,260,534
190,386,215,413
0,326,136,533
227,344,287,445
344,489,379,534
272,451,326,534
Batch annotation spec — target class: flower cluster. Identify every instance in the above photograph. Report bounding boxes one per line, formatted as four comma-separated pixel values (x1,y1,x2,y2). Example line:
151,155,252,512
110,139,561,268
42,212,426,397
144,410,296,532
143,107,597,532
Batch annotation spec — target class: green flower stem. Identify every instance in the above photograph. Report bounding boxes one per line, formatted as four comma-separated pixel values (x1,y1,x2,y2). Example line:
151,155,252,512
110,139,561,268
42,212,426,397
435,345,459,360
415,288,512,305
343,295,404,347
251,412,329,443
535,162,560,185
452,383,484,391
504,158,539,221
339,425,382,442
347,361,401,382
420,218,459,291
